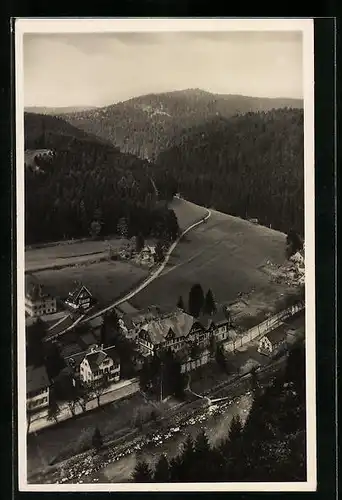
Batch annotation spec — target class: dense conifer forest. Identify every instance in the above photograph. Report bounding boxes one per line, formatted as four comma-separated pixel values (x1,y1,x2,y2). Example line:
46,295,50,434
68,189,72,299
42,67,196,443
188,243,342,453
155,108,304,235
24,113,178,245
60,89,303,160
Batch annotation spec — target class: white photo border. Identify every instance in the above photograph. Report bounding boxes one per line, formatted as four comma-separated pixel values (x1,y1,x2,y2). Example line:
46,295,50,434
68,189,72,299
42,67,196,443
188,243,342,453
15,17,316,492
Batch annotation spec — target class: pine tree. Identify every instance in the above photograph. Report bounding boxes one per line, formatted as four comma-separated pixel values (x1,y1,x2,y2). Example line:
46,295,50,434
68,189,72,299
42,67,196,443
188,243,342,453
153,454,170,482
135,233,145,253
215,344,226,371
177,295,185,311
155,240,165,263
132,460,152,482
203,289,217,315
47,392,60,424
188,283,205,318
178,434,195,481
92,426,103,452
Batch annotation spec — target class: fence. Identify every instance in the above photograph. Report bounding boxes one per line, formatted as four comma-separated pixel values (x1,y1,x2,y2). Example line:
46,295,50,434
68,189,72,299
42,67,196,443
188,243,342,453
223,303,304,353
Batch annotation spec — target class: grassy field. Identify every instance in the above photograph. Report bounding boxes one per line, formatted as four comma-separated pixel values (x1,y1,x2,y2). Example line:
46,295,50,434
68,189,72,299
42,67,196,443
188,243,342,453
169,197,209,231
25,237,128,272
32,260,149,306
131,201,295,323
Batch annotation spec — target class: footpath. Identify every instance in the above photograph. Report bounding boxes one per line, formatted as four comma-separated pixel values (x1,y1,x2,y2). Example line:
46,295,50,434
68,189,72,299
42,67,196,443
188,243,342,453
29,378,139,434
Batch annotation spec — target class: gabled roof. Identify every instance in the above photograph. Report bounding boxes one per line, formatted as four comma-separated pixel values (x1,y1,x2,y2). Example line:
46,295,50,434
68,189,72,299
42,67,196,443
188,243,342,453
47,314,75,335
212,307,230,326
264,326,288,345
115,301,140,315
25,274,51,301
140,311,195,345
68,284,92,302
27,365,50,394
85,351,107,371
196,314,213,330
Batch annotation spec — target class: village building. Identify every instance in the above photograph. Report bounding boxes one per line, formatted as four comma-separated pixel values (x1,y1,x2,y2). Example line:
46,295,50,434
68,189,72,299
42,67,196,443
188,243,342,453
25,275,57,317
78,345,120,385
65,284,92,311
257,326,289,357
210,308,232,342
140,245,156,263
26,365,50,412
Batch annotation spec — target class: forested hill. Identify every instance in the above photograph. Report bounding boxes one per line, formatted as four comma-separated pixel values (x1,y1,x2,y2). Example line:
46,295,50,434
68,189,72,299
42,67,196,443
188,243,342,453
58,89,303,160
24,113,178,245
155,108,304,236
24,112,112,149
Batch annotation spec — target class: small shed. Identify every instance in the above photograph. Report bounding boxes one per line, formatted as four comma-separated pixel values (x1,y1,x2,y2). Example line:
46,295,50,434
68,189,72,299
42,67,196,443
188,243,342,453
258,326,288,357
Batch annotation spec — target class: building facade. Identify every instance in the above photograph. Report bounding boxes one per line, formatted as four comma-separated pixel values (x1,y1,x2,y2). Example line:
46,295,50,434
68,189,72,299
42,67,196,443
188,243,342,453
65,284,92,311
25,277,57,317
79,345,120,384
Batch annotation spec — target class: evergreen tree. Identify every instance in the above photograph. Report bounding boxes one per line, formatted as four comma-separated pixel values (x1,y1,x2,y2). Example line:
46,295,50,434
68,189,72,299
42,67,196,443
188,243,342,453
215,344,226,371
177,295,185,311
47,391,60,424
178,434,195,481
132,460,153,482
117,217,129,238
92,427,103,452
203,289,217,315
155,240,165,263
44,342,66,381
89,220,101,240
286,229,303,258
188,283,205,318
153,454,170,482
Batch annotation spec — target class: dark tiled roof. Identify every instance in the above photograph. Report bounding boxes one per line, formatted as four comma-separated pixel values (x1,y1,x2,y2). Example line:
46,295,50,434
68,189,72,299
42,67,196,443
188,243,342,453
68,284,92,302
78,331,98,349
47,314,75,335
196,314,213,330
212,307,230,325
89,316,104,330
25,274,51,301
264,325,288,345
86,351,107,371
104,346,120,364
27,365,49,394
115,301,140,315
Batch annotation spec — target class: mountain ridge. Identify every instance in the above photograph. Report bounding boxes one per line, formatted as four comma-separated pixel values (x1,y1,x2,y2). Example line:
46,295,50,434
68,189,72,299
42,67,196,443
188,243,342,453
51,89,303,159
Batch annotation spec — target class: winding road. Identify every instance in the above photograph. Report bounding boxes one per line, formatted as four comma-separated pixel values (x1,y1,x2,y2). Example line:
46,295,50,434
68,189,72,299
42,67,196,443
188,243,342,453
84,207,211,322
46,206,211,340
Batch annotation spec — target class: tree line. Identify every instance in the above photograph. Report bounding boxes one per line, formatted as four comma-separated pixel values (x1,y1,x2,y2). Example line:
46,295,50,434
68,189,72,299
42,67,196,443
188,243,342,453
133,341,306,482
24,113,179,245
155,109,304,236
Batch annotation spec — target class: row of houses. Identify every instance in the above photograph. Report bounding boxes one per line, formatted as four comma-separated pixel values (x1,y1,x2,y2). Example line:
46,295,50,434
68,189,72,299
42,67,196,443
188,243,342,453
25,275,93,319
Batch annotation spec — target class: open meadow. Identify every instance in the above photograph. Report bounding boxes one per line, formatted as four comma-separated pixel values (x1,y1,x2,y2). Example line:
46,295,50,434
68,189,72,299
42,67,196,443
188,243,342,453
131,200,295,324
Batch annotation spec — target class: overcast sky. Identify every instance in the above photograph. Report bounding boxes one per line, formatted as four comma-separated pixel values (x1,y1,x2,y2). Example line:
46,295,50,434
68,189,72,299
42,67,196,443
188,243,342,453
23,31,303,107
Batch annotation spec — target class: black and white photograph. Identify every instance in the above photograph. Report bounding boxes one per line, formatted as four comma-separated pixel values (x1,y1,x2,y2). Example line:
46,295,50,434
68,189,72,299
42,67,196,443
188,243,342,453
15,18,316,492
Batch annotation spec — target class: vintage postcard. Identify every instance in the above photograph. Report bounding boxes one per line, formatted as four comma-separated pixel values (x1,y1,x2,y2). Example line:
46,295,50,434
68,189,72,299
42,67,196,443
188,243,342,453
15,18,316,492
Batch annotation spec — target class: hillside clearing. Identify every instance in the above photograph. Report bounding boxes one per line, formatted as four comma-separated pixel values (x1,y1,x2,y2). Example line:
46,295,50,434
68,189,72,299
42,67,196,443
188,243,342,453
168,197,208,231
131,201,295,324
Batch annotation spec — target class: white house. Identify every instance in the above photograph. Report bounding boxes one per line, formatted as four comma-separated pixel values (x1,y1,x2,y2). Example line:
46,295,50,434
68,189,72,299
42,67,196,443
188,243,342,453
258,326,288,357
25,276,57,317
65,284,92,311
26,365,50,412
79,345,120,385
